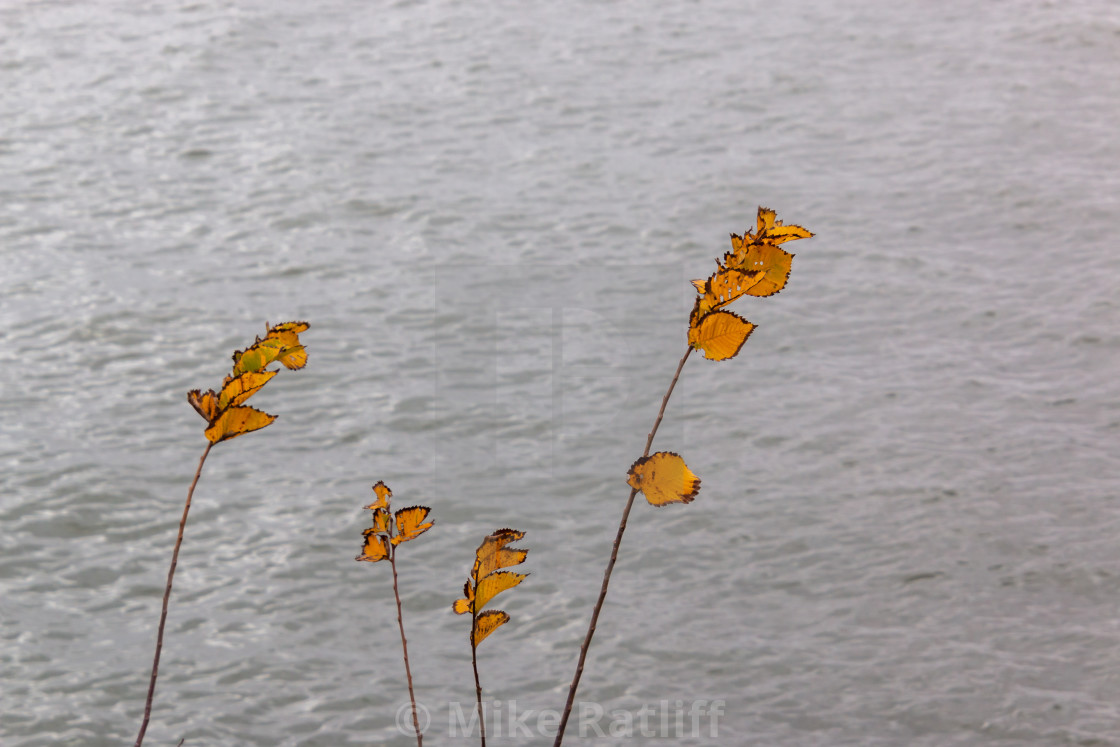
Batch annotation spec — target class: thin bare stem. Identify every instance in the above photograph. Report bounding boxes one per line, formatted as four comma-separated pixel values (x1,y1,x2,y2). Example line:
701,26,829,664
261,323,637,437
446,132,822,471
135,441,213,747
471,633,486,747
553,346,692,746
390,548,424,746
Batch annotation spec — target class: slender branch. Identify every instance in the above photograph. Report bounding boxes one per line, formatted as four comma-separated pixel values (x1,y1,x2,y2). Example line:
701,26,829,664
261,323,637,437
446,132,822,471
553,346,692,746
471,627,486,747
390,548,423,746
135,441,214,747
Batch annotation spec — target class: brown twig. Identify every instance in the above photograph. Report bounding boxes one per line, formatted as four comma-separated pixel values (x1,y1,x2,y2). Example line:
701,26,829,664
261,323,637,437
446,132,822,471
553,346,692,746
471,626,486,747
390,547,424,746
135,442,213,747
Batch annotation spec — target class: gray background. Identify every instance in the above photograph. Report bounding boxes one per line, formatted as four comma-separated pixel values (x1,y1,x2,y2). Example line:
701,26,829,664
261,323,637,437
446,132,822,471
2,0,1118,744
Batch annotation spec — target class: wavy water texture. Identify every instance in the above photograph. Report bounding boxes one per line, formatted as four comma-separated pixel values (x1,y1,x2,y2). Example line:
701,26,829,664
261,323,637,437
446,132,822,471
1,0,1118,745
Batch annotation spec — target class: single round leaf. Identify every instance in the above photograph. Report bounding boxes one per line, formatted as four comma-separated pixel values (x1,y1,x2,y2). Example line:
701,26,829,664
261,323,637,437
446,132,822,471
688,309,755,361
627,451,701,507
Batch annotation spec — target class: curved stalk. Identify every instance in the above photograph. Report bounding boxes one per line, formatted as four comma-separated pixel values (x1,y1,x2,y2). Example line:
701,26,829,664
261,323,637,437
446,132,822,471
135,441,213,747
389,548,423,746
471,633,486,747
553,346,692,745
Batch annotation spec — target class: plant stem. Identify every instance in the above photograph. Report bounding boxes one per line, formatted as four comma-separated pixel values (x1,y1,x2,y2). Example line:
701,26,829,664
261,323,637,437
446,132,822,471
390,549,424,747
553,346,692,746
135,441,213,747
471,632,486,747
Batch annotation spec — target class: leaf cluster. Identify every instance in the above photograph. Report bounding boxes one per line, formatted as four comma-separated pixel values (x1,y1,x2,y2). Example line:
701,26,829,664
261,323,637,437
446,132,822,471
453,529,529,646
186,321,310,443
355,481,435,562
687,208,812,361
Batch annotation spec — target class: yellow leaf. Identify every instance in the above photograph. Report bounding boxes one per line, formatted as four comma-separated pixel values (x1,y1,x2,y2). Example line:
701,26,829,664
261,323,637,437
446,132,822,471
757,206,777,232
475,571,527,612
688,309,755,361
204,405,277,444
217,370,277,411
392,506,434,544
370,508,392,535
275,343,307,371
356,531,390,563
471,609,510,646
755,206,813,245
187,389,219,423
723,240,793,297
364,481,392,511
266,321,310,370
473,528,528,581
453,581,474,614
627,451,701,507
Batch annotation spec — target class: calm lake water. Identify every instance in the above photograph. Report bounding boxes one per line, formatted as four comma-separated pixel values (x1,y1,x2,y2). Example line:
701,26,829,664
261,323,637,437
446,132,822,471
2,1,1119,744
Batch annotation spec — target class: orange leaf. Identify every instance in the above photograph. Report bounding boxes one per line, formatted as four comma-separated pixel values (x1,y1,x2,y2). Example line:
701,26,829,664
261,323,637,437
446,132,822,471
475,571,527,612
756,206,813,245
688,309,755,361
370,507,392,535
204,405,276,444
187,389,220,423
453,581,474,615
627,451,701,507
392,506,434,544
694,267,767,318
364,481,392,511
722,241,793,297
471,609,510,646
356,532,390,563
473,528,528,581
266,321,310,370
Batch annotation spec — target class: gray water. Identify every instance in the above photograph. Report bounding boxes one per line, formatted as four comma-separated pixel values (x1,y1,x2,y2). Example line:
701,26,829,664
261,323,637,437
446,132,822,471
2,1,1119,744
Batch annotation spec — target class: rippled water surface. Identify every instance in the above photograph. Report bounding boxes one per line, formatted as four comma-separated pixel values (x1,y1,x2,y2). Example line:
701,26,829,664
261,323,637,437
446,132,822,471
2,1,1119,744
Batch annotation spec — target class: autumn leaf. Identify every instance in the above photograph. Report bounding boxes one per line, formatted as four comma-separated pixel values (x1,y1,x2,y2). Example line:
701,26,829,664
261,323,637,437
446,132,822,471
474,528,529,580
370,507,392,535
203,405,277,444
693,267,767,317
186,389,220,422
627,451,701,507
755,206,814,244
474,570,528,611
392,506,434,545
688,309,755,361
721,240,794,297
356,530,390,563
472,610,510,646
216,370,277,411
364,481,393,511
